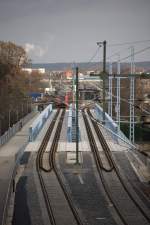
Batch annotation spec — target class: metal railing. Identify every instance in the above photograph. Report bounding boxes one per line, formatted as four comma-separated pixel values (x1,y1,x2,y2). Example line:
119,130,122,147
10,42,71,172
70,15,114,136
94,104,133,146
0,111,35,147
29,104,52,142
1,142,28,225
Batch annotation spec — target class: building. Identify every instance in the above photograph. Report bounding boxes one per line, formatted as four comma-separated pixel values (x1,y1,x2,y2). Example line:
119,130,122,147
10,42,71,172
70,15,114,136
22,68,46,74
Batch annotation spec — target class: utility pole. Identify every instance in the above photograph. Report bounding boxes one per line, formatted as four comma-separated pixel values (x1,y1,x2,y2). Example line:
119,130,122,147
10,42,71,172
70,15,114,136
0,114,4,136
129,46,135,143
97,40,107,124
0,119,1,136
49,72,52,93
108,61,113,117
116,54,121,129
71,63,76,108
75,67,79,164
9,109,11,128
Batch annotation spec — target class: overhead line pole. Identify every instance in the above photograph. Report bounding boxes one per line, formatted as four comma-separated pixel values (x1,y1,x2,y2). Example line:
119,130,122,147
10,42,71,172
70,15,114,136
116,54,121,129
97,40,107,124
75,67,79,164
130,47,135,143
102,40,107,124
108,61,113,117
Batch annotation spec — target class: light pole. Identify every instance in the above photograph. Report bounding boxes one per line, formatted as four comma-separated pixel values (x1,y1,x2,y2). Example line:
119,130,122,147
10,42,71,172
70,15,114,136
28,59,32,90
0,114,4,136
97,40,107,124
9,109,11,128
49,72,52,93
0,120,1,137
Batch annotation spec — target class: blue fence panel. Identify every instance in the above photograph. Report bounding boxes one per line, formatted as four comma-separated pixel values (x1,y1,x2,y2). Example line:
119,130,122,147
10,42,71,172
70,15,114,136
67,104,73,142
95,104,118,141
94,104,132,144
67,104,81,142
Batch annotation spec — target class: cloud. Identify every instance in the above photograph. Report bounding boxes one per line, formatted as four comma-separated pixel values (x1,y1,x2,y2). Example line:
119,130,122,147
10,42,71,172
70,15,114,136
24,43,35,53
36,45,47,57
24,43,47,58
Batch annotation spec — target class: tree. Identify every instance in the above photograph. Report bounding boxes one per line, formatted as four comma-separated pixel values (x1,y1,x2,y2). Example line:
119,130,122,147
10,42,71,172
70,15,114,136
0,41,30,135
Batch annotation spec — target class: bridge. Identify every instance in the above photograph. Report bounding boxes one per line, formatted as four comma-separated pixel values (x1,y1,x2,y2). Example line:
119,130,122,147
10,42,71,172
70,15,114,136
0,103,150,225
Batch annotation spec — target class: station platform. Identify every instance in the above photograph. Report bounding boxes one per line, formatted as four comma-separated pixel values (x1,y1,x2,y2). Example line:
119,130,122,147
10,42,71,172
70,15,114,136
1,110,57,225
0,111,39,225
58,111,91,153
11,110,57,225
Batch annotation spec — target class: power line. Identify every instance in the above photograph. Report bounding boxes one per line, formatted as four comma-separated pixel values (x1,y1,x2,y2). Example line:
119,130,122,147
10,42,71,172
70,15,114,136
107,47,129,61
85,80,150,115
109,39,150,47
79,46,101,72
120,46,150,62
85,45,150,70
87,46,101,64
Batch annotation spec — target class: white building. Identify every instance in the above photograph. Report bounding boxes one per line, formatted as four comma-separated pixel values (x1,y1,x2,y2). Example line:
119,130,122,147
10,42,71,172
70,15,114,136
22,68,46,74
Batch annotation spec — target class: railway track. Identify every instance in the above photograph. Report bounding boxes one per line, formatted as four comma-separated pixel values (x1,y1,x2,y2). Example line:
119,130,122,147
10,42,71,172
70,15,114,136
36,109,84,225
82,108,150,225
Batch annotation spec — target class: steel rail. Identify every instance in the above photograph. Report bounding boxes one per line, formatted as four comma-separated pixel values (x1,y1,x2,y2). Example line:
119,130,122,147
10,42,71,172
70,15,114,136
49,109,84,225
82,109,128,225
37,109,84,225
87,109,150,222
36,110,60,225
39,109,60,172
83,109,114,172
83,109,150,225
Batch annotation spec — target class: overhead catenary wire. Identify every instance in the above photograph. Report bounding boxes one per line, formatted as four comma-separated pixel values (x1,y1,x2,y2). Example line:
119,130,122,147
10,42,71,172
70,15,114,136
75,42,150,115
84,79,150,116
108,39,150,47
85,40,150,67
87,45,101,65
119,46,150,62
79,40,150,72
79,46,101,72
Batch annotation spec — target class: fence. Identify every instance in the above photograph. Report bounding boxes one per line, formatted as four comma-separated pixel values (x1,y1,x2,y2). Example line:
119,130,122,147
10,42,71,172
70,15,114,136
0,111,36,147
1,141,28,225
67,107,72,142
94,104,132,145
67,104,81,142
29,104,52,142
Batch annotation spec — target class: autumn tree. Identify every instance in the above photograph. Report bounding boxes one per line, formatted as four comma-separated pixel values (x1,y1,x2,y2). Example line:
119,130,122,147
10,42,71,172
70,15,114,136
0,41,30,135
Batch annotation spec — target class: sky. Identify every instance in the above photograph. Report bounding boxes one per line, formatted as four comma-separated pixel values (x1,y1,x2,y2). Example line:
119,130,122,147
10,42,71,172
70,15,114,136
0,0,150,63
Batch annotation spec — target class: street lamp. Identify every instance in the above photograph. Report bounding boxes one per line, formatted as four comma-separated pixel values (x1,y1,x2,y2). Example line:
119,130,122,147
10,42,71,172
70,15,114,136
0,114,4,136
